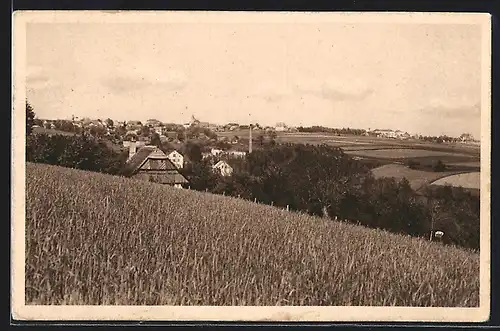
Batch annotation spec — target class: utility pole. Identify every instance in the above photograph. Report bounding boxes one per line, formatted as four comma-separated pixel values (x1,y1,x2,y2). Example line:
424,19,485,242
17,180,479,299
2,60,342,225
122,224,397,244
249,123,253,154
429,199,441,241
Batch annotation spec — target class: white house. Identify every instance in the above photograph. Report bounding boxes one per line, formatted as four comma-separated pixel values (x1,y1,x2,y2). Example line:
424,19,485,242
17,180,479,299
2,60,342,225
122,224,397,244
228,151,246,158
166,150,184,169
211,148,224,156
373,129,397,139
213,160,233,177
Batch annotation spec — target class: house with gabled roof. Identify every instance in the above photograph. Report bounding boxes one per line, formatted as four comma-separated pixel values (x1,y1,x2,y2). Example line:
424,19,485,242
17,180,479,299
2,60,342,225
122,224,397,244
213,160,233,177
122,144,189,188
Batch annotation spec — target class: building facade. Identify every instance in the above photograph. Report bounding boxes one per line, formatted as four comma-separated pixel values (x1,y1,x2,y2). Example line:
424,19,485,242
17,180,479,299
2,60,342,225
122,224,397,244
167,150,184,169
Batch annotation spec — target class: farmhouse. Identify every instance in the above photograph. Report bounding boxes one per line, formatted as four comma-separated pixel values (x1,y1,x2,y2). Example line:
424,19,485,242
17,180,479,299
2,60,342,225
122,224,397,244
213,160,233,177
122,144,189,188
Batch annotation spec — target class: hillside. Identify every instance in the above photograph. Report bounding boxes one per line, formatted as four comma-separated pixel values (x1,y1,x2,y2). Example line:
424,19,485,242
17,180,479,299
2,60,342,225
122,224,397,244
25,163,479,306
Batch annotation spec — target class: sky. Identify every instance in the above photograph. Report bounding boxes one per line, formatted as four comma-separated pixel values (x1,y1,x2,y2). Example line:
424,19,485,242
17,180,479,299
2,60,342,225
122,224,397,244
25,18,483,137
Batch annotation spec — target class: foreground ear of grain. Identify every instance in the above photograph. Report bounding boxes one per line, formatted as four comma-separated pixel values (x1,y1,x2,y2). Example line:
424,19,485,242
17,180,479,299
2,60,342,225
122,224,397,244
25,163,479,306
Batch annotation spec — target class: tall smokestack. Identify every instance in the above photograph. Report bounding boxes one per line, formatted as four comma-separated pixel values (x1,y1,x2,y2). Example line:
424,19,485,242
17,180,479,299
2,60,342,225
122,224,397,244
128,141,137,160
249,123,253,154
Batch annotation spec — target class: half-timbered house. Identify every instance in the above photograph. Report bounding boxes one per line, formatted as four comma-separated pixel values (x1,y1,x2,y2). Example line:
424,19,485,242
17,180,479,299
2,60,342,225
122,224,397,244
122,144,189,188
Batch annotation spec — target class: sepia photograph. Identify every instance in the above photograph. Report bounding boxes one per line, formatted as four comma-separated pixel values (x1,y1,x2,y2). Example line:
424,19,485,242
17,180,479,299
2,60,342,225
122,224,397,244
12,11,491,322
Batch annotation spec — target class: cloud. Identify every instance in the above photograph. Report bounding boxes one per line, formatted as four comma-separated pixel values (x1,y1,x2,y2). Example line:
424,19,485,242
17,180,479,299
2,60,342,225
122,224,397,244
261,93,286,103
317,86,375,101
254,80,375,104
419,102,481,119
294,82,375,102
26,65,60,90
101,68,188,94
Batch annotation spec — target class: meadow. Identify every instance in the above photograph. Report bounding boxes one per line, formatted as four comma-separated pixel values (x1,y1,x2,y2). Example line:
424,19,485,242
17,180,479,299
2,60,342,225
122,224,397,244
25,163,480,306
431,172,481,190
344,148,474,160
370,164,464,191
219,131,479,165
276,133,480,154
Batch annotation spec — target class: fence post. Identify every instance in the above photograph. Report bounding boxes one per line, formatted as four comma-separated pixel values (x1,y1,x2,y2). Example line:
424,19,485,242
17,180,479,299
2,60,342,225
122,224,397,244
205,188,208,192
286,205,289,212
223,191,225,196
271,201,274,206
238,194,240,198
254,198,257,203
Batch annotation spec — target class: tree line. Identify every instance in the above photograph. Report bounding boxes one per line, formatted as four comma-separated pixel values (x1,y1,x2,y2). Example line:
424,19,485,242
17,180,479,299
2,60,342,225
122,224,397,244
296,126,367,136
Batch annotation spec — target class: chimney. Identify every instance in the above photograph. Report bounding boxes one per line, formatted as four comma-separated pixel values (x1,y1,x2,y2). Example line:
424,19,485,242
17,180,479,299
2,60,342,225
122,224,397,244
128,141,137,160
249,123,253,154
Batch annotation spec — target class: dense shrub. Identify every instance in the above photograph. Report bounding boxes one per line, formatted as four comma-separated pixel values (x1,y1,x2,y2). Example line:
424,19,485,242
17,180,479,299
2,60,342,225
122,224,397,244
432,159,447,172
26,133,127,175
407,159,420,169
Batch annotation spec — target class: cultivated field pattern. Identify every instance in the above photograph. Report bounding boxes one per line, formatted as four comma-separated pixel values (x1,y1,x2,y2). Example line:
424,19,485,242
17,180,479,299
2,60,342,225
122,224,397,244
25,163,479,306
344,148,473,159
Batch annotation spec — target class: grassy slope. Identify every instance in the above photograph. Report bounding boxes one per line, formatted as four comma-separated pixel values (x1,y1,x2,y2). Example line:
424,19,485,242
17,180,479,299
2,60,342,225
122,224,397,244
25,163,479,306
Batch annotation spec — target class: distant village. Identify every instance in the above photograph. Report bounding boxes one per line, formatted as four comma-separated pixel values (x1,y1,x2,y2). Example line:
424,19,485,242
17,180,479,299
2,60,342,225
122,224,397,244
34,114,479,145
31,114,479,188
